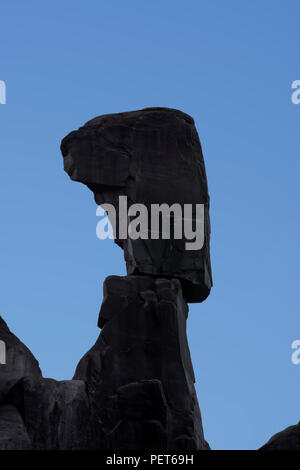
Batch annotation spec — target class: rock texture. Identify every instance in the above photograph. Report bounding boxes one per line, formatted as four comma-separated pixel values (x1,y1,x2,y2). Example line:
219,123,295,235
61,107,212,303
0,405,31,450
7,377,89,450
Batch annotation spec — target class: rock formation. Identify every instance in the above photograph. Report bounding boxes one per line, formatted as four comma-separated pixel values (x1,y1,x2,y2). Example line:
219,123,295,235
0,107,212,450
260,422,300,450
75,276,207,450
0,317,41,404
2,106,298,451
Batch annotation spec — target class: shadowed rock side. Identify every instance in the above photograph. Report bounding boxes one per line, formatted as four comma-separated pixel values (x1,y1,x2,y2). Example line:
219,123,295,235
0,277,209,450
61,107,212,303
260,422,300,450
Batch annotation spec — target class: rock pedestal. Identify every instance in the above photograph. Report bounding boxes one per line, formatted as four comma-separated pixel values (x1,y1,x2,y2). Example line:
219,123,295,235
0,278,208,450
75,276,208,450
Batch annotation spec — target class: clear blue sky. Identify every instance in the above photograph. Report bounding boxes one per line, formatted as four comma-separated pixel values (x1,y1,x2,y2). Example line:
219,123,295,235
0,0,299,450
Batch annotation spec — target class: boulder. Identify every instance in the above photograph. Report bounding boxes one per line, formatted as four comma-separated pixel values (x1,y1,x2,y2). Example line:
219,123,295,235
61,107,212,303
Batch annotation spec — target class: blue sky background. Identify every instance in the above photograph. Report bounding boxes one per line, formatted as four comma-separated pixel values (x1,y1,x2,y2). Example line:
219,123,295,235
0,0,299,450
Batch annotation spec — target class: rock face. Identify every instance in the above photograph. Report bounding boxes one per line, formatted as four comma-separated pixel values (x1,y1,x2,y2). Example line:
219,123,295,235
61,107,212,303
260,422,300,450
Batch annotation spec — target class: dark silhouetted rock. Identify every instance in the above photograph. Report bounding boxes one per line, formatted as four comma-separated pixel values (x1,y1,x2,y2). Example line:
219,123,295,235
7,377,89,450
0,108,212,450
61,107,212,303
0,276,209,450
260,422,300,450
75,276,208,450
0,316,42,404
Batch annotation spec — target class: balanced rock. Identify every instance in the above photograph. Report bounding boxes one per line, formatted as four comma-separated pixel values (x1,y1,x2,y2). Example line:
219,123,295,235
0,107,212,450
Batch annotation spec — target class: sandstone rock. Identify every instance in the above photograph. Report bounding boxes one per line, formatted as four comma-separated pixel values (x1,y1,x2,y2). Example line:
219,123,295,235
61,108,212,303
